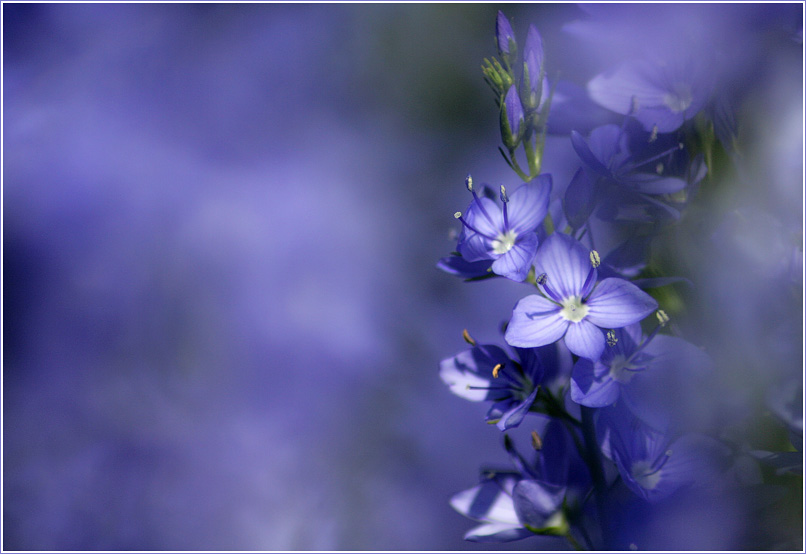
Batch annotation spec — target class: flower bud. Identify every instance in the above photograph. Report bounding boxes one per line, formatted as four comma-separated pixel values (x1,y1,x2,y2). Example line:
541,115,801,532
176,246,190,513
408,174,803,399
501,85,525,149
521,25,544,110
496,11,517,63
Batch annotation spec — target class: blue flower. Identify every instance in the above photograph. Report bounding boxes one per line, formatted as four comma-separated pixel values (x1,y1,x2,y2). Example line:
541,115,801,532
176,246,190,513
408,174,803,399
450,423,585,542
570,123,692,222
597,403,726,502
587,58,712,133
504,233,658,360
455,175,551,282
439,338,564,430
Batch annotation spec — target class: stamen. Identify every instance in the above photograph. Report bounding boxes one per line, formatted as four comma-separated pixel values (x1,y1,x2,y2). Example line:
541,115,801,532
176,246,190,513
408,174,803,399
589,250,601,268
530,430,543,450
606,329,618,346
492,363,503,378
462,328,476,346
465,174,474,192
626,142,684,173
537,275,563,304
454,212,498,241
500,185,510,230
581,264,598,298
649,125,658,143
656,310,670,327
656,162,664,174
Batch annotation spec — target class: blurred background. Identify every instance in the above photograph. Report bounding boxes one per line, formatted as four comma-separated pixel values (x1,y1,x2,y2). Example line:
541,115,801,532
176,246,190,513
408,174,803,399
2,3,802,550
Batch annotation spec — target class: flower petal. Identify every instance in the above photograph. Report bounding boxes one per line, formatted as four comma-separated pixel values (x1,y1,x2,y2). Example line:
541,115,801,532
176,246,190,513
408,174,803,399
439,345,511,402
571,358,620,407
464,522,533,542
491,232,538,281
496,385,540,431
464,196,504,238
585,277,658,328
450,475,520,524
506,175,552,234
436,255,493,279
513,480,566,526
505,295,567,348
623,173,687,194
564,319,605,360
533,233,592,300
458,232,491,263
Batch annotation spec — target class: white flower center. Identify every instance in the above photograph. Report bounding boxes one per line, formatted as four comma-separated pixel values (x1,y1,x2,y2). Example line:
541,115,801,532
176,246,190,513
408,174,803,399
491,230,518,255
631,460,662,490
560,296,588,323
663,83,693,113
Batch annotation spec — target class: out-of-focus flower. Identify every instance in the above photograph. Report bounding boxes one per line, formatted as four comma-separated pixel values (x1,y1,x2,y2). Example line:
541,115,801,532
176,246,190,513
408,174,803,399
454,174,551,282
570,123,691,222
587,58,712,133
598,403,726,502
505,233,657,360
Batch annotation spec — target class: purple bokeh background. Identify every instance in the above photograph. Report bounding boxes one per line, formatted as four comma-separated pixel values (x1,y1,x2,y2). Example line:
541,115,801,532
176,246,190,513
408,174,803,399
3,3,802,550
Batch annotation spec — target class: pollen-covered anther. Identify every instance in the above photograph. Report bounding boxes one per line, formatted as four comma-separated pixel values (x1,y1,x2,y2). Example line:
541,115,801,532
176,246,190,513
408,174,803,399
462,328,476,346
465,174,473,191
531,430,543,450
536,273,548,286
606,329,618,346
499,184,509,203
589,250,601,268
649,125,659,143
454,211,462,219
492,363,503,379
656,309,670,327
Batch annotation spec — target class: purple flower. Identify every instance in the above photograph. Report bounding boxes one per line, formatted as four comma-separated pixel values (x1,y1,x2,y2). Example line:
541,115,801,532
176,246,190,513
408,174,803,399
455,175,551,282
597,403,726,502
570,123,693,222
439,339,563,430
504,233,658,360
587,58,711,133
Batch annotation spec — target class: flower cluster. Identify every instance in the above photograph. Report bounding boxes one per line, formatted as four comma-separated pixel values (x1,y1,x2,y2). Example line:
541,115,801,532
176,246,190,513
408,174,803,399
438,8,802,550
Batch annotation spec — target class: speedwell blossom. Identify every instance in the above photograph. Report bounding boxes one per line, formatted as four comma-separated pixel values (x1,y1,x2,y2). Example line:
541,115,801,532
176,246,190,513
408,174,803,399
439,337,565,430
455,174,551,282
597,403,726,502
504,233,657,360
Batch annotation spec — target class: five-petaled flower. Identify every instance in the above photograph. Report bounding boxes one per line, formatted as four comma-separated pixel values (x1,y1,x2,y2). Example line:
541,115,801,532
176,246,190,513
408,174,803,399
504,233,658,360
455,174,551,282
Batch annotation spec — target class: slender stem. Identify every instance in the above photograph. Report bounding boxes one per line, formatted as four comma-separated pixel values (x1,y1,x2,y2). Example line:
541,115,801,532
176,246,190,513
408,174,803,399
507,148,531,182
580,406,611,549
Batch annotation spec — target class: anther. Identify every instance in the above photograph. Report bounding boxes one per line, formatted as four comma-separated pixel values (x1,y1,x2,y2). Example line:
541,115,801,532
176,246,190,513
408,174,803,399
531,430,543,450
649,125,658,143
536,273,547,286
589,250,601,268
492,363,503,378
606,329,618,346
656,162,664,174
465,174,473,192
462,328,476,346
454,211,462,219
656,309,670,327
499,184,509,203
